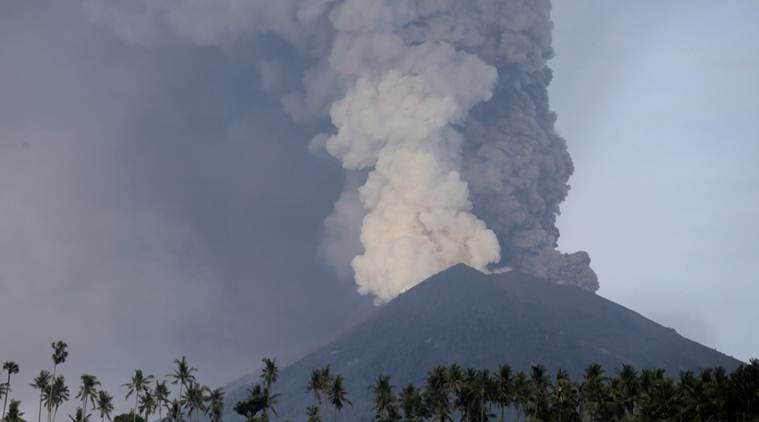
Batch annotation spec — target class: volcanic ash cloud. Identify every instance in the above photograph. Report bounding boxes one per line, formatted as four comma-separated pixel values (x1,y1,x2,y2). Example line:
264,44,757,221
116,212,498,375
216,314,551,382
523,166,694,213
85,0,599,303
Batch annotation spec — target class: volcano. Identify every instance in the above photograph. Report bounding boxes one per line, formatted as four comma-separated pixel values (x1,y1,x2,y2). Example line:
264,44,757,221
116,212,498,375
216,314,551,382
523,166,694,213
224,264,740,420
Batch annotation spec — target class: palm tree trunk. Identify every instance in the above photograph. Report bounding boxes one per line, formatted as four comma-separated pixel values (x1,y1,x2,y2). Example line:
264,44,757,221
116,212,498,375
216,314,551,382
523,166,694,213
49,364,57,422
134,394,139,422
178,384,183,421
2,372,11,419
38,392,44,422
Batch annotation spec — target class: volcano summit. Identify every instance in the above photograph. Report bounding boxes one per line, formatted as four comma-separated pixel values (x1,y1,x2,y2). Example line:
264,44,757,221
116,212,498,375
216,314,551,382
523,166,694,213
224,265,740,420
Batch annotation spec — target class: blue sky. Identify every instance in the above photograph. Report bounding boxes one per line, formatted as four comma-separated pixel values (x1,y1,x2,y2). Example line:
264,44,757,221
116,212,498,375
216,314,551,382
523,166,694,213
552,0,759,359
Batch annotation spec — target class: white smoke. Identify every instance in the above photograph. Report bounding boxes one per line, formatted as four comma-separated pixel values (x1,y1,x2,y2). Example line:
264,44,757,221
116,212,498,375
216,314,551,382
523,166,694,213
85,0,598,303
318,35,502,302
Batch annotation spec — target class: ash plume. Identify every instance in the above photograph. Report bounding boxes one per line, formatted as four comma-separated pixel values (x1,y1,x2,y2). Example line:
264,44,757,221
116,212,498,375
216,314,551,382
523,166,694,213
85,0,598,302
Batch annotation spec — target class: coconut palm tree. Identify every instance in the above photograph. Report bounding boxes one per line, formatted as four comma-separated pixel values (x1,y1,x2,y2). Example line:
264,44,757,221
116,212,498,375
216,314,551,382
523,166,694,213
611,364,639,418
152,381,171,421
260,358,278,391
6,399,24,422
124,370,155,422
47,376,70,422
308,369,323,404
49,341,69,422
579,363,610,422
467,368,495,422
307,365,333,417
76,375,101,411
400,384,425,422
306,405,321,422
370,375,397,420
168,358,196,421
95,391,114,422
327,375,350,422
32,370,52,422
424,366,451,422
168,358,196,402
0,383,8,417
166,400,184,422
550,369,579,422
206,388,224,422
526,365,551,421
182,383,208,422
494,364,513,422
512,371,529,422
2,361,20,419
69,407,91,422
138,390,157,422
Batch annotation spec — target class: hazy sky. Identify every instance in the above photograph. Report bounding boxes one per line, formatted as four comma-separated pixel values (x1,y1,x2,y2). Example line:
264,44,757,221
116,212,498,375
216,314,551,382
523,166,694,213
1,0,757,416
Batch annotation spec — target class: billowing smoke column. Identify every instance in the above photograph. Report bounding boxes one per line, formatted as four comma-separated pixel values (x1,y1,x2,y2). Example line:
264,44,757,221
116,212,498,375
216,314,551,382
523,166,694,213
85,0,598,303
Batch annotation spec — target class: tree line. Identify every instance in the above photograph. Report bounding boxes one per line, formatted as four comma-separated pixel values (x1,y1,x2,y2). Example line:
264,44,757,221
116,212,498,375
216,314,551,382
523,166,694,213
2,340,758,422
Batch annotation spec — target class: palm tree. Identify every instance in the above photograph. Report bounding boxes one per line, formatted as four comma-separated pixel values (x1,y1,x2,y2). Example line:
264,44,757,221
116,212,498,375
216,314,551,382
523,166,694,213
95,391,114,422
124,370,155,422
308,367,333,405
423,366,451,422
2,361,20,419
168,358,196,402
260,358,278,391
257,384,280,421
76,375,101,411
308,369,324,404
0,382,8,419
49,341,69,422
32,370,52,422
152,381,171,421
526,365,551,421
6,399,24,422
400,384,425,422
168,357,196,421
46,376,70,422
446,365,467,418
495,364,513,422
69,407,91,422
206,388,224,422
138,390,157,422
470,368,495,422
370,375,397,420
182,383,208,422
512,371,528,422
306,405,321,422
612,364,638,418
166,400,184,422
579,363,609,422
550,369,579,422
327,375,350,422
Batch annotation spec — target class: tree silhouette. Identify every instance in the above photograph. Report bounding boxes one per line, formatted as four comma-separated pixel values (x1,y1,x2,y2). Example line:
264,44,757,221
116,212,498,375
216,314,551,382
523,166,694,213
327,374,350,422
76,375,101,411
95,391,114,422
31,370,52,422
6,399,24,422
123,370,154,422
48,342,68,422
167,357,196,421
2,361,20,419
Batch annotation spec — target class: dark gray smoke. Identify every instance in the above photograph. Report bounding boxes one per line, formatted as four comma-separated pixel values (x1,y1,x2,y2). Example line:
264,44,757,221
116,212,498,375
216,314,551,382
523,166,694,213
85,0,598,302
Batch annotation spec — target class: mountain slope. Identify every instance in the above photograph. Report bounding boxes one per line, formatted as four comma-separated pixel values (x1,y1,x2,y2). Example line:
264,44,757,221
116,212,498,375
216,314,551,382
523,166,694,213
225,264,741,420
